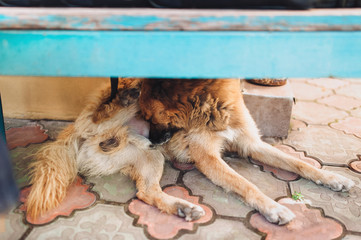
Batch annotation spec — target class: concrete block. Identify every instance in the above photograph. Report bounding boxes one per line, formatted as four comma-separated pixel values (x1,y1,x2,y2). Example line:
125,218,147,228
242,80,294,138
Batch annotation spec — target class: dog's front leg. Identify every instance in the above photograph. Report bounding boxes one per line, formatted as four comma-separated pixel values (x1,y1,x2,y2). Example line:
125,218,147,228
125,149,205,221
188,135,295,225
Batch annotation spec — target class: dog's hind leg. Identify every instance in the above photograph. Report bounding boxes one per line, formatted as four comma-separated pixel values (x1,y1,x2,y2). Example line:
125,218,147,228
125,149,205,221
188,132,295,225
230,104,355,193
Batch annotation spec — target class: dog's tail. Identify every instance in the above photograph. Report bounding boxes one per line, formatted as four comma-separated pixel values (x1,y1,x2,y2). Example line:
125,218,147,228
26,124,78,219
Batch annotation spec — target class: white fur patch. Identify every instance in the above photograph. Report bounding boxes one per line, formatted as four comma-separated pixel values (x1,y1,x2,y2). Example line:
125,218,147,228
217,127,239,142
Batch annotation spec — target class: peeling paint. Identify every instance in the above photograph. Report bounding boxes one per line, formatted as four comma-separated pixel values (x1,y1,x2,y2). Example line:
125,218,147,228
0,8,361,31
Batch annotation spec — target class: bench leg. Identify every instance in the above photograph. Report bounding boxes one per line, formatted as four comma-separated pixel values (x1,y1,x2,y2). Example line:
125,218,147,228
0,94,5,143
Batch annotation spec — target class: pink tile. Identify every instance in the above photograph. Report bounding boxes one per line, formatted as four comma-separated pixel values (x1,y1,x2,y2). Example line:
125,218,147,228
250,198,344,240
306,78,349,89
349,160,361,174
318,95,361,111
331,117,361,138
251,145,321,181
6,125,48,150
128,186,213,239
292,101,348,125
172,161,195,171
290,81,332,101
290,119,307,131
19,176,96,225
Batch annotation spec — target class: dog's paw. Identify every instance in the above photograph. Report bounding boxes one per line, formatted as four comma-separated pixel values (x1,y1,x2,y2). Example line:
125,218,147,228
316,170,355,192
262,203,295,225
177,204,205,221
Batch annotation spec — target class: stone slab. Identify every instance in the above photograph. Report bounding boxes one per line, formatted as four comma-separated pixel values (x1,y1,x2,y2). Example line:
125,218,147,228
243,80,294,138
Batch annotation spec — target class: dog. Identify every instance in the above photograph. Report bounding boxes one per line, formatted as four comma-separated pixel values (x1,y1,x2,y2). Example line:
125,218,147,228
27,78,354,225
139,78,355,224
26,78,204,222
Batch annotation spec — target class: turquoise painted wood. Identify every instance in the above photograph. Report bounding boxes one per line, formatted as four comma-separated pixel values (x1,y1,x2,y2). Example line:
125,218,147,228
1,8,361,31
1,30,361,78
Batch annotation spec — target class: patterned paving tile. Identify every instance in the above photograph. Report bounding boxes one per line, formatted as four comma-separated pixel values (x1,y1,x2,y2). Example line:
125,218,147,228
87,173,136,203
249,198,344,240
27,204,145,240
0,209,28,240
19,176,96,225
251,145,321,181
38,120,72,140
349,156,361,174
289,118,307,131
87,162,178,203
178,218,260,240
330,117,361,139
318,95,361,111
128,186,213,240
336,83,361,100
292,101,348,125
6,125,48,150
284,125,361,165
289,81,333,101
160,162,180,187
183,157,288,218
343,235,361,240
171,161,196,171
306,78,349,90
10,143,45,188
350,107,361,118
290,167,361,232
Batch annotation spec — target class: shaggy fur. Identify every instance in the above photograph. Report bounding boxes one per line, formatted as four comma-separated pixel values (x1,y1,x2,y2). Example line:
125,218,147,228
139,78,355,224
27,78,354,225
27,78,204,222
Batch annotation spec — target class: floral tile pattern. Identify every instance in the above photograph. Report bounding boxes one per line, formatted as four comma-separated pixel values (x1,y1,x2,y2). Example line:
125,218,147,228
87,173,136,203
3,78,361,240
349,156,361,173
0,209,28,240
284,125,361,165
19,176,96,225
178,218,260,240
128,186,213,239
330,117,361,138
249,198,344,240
6,125,48,150
290,167,361,232
27,204,145,240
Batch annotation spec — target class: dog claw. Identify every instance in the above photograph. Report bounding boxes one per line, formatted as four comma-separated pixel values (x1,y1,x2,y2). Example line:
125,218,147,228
177,204,205,221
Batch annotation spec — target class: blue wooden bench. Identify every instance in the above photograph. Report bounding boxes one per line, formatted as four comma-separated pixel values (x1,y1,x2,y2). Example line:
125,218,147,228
1,7,361,140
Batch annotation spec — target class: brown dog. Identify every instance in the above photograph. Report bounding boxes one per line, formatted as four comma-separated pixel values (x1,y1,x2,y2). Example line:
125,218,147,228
27,78,204,222
27,78,354,225
139,78,354,224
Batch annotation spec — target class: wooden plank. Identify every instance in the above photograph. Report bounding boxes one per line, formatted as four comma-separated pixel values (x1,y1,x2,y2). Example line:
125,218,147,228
1,30,361,78
0,8,361,31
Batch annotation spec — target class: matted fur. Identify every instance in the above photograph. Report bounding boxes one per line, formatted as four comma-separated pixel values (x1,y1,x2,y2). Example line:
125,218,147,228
27,78,354,225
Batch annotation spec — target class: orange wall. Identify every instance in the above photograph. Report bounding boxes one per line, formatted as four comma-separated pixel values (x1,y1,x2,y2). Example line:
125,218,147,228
0,76,109,120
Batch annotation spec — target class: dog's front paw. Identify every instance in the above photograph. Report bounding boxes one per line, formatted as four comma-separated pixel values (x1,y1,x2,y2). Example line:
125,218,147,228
262,203,295,225
316,170,355,192
177,204,205,221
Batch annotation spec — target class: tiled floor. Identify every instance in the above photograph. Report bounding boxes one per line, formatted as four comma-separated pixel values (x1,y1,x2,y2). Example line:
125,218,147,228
1,78,361,240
